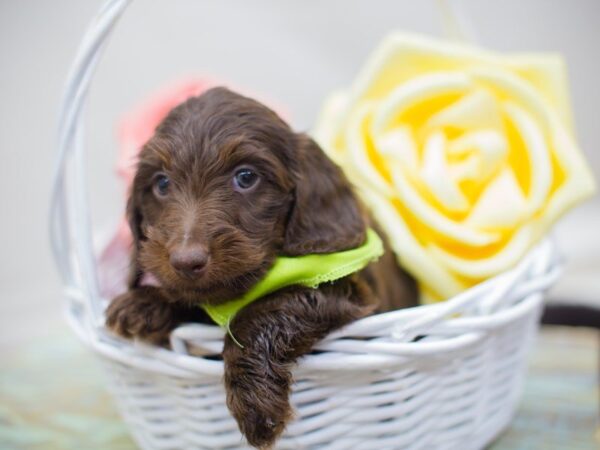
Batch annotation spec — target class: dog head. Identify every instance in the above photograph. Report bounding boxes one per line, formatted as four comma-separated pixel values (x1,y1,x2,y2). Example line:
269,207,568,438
128,87,365,304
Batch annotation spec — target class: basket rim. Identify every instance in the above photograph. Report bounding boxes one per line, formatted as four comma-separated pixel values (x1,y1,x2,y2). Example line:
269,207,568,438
65,237,560,378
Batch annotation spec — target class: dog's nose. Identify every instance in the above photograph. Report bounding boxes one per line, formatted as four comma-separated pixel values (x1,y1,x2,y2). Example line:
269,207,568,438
169,244,209,278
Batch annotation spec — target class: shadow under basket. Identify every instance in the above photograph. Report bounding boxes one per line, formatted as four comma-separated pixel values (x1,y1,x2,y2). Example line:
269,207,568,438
51,1,563,449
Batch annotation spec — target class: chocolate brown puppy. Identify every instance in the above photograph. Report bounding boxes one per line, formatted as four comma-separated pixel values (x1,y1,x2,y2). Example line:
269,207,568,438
106,87,417,448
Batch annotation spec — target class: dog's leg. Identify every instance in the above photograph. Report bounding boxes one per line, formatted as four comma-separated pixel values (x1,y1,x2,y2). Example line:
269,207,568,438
106,286,182,345
222,280,373,449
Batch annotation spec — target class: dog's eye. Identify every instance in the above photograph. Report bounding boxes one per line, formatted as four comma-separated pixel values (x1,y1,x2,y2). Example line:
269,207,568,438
233,168,259,191
153,174,170,197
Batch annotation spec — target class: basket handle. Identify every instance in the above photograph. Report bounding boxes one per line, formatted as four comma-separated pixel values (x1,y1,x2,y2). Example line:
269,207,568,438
50,0,131,323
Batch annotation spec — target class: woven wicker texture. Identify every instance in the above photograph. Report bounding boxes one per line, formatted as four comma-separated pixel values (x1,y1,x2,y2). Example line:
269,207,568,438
65,240,558,449
50,1,562,448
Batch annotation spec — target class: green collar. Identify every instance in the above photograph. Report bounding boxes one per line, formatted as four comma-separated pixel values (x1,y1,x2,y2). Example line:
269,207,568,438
202,228,383,334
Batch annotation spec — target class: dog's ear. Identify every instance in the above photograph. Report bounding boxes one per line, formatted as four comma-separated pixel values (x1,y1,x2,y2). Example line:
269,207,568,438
126,174,145,288
282,134,366,255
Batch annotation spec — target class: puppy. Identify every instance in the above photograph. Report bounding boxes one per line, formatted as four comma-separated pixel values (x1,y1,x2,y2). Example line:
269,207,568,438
106,87,417,449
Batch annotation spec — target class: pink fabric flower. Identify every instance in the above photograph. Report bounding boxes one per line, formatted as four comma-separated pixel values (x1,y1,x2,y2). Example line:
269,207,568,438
116,78,218,187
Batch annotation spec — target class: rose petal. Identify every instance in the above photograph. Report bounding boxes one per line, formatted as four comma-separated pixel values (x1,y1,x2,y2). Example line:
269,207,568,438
540,121,596,228
426,88,503,131
505,54,574,132
471,66,554,132
349,33,499,104
428,225,534,278
448,129,508,181
420,131,469,212
503,102,553,214
345,102,394,196
391,163,500,246
361,189,466,299
376,127,419,172
371,72,471,134
465,168,529,230
448,154,480,182
313,91,351,165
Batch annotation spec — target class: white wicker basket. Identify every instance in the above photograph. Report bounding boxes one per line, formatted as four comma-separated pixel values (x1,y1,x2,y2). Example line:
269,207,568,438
50,1,563,449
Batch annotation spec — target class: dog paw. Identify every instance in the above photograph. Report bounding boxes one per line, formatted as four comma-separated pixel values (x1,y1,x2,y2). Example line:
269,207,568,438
240,408,289,450
105,288,175,344
224,355,293,448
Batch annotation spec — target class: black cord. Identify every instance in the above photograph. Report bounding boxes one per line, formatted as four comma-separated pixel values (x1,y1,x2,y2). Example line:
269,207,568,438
542,302,600,329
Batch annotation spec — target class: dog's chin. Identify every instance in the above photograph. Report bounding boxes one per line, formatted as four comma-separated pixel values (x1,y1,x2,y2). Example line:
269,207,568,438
153,265,269,306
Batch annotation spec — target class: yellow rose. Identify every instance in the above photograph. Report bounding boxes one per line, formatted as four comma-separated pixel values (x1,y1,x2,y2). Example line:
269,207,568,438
314,33,595,303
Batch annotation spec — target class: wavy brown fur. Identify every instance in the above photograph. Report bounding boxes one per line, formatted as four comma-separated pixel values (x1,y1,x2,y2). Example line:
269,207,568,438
106,87,418,449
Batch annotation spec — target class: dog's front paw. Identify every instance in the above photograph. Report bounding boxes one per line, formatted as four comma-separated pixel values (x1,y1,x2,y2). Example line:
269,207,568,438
239,407,289,450
231,378,291,450
106,288,175,344
224,346,293,449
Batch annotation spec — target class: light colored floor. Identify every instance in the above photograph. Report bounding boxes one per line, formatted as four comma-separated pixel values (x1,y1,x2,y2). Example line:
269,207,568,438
491,327,599,450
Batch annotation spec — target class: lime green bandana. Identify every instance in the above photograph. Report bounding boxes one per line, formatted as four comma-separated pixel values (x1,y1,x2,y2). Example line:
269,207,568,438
202,228,383,338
